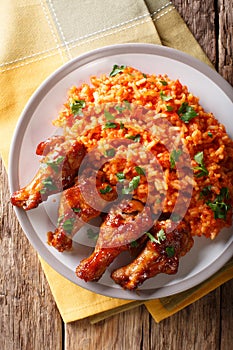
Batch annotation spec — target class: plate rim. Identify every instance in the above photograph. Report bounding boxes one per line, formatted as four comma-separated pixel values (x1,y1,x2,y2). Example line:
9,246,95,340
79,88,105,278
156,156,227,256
8,43,233,300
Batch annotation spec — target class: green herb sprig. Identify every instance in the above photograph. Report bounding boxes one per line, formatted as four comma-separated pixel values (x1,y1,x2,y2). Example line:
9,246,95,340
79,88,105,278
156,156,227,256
146,229,166,244
109,65,126,77
193,151,209,177
178,102,198,123
207,187,231,220
70,99,85,116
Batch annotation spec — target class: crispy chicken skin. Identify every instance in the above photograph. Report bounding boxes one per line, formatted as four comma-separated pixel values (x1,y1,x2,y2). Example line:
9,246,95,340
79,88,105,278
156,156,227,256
10,138,86,210
111,220,194,290
76,199,153,282
47,170,118,252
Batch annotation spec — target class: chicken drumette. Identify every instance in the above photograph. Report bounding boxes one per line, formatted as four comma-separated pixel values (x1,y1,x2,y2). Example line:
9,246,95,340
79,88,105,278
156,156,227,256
47,170,118,252
11,137,86,210
76,199,153,281
111,219,194,290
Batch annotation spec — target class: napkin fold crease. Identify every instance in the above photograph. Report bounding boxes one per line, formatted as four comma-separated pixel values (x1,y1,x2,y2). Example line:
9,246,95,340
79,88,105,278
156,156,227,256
0,0,232,324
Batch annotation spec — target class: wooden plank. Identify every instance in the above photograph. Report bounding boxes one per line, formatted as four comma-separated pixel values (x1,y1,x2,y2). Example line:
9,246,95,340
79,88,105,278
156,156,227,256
220,280,233,349
0,158,63,350
149,289,221,350
65,305,150,350
172,0,217,65
218,0,233,84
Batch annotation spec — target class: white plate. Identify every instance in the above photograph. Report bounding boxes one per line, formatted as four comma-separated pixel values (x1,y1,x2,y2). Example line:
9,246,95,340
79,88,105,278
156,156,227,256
8,44,233,300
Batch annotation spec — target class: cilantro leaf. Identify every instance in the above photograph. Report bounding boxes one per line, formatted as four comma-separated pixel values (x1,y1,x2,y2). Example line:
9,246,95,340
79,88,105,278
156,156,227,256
207,187,230,220
109,65,126,77
193,151,209,177
104,148,116,157
170,149,182,169
123,100,131,110
178,102,198,123
100,185,113,194
160,91,173,101
166,246,175,257
72,207,81,213
104,110,115,120
46,156,64,173
116,172,125,182
87,228,99,242
122,175,140,195
126,134,141,142
63,218,75,234
160,80,168,86
104,121,117,129
146,229,166,244
40,177,57,194
70,99,85,116
115,105,126,113
135,166,146,175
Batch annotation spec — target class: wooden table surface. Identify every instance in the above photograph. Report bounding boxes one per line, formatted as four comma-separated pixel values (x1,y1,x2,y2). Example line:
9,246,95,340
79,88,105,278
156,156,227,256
0,1,232,349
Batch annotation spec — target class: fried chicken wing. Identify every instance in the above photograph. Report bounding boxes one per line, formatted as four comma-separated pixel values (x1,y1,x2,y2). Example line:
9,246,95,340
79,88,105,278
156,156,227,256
111,219,194,290
76,199,153,282
47,170,118,252
11,139,86,210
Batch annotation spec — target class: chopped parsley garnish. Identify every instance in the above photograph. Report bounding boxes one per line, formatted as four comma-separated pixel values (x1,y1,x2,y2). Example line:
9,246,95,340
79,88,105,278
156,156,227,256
146,229,166,244
208,131,213,137
122,175,140,195
116,172,125,182
100,185,113,194
126,134,141,142
135,166,146,176
104,148,116,157
166,105,174,111
70,99,85,116
63,218,75,234
104,121,117,129
40,177,57,194
160,80,168,86
46,156,64,173
120,121,125,129
207,187,231,220
170,149,182,169
193,151,209,177
170,213,181,222
115,105,126,113
166,246,175,257
57,215,64,224
200,185,212,198
104,110,115,121
109,64,126,77
143,73,147,78
130,240,139,248
160,91,173,101
123,100,131,110
178,102,198,123
72,207,81,213
87,228,99,241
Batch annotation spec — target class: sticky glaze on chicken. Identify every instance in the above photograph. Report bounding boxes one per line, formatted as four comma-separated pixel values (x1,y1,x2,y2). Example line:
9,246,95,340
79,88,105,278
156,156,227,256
47,170,118,252
76,199,152,281
111,219,194,290
11,138,86,210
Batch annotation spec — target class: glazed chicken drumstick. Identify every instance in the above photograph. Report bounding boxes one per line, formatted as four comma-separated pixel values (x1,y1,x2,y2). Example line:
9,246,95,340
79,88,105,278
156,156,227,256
76,199,153,282
47,170,118,252
111,219,194,290
11,137,86,210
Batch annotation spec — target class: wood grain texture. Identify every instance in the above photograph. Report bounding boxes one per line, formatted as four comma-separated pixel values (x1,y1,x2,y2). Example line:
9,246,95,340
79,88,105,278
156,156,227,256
218,0,233,84
0,159,63,350
0,1,232,350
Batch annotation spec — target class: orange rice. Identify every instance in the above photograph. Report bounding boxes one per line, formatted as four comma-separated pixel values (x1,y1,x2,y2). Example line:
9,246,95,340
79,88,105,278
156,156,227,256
53,66,233,239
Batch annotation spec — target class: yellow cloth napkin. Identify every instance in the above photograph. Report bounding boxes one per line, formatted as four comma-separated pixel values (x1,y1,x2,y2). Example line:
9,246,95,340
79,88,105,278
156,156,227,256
0,0,232,323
